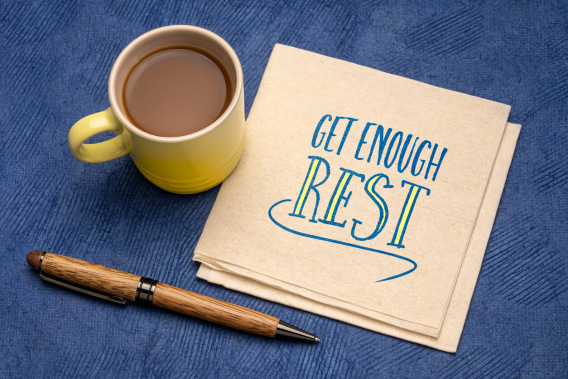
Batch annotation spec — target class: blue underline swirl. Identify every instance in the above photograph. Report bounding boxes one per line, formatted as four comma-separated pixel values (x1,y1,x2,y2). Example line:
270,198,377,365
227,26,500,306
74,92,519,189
268,199,417,282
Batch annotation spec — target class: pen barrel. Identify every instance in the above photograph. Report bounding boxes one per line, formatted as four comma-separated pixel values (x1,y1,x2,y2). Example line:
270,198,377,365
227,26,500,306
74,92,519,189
152,283,279,338
33,252,280,338
40,253,141,301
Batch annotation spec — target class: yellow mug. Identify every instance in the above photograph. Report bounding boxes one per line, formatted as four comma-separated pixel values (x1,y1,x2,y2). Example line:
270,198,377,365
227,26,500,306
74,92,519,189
68,25,245,194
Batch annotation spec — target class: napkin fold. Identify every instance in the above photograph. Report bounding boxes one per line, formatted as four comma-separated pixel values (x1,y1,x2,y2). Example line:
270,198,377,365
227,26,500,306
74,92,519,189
193,44,520,352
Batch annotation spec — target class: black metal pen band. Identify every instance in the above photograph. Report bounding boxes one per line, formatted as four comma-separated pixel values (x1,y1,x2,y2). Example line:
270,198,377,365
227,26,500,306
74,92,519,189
135,277,159,305
37,251,47,274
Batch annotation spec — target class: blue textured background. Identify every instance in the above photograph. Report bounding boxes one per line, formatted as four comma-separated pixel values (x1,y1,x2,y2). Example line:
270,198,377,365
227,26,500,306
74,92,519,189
1,1,566,377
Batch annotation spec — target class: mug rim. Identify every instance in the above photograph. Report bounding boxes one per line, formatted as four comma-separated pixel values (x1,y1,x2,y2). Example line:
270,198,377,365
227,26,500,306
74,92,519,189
108,25,243,143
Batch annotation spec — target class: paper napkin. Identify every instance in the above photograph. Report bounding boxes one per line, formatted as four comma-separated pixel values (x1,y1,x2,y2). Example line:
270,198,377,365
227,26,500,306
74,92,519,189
193,45,519,352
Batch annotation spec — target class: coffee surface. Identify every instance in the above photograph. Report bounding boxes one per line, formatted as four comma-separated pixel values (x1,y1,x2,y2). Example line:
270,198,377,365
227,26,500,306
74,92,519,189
124,47,231,137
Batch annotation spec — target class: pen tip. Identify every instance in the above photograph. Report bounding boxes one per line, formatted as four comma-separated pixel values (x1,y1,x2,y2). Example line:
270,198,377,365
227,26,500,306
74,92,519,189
276,321,320,342
27,250,43,270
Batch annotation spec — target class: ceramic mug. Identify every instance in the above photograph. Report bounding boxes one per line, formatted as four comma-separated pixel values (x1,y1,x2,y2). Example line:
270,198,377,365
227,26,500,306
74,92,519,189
68,25,245,194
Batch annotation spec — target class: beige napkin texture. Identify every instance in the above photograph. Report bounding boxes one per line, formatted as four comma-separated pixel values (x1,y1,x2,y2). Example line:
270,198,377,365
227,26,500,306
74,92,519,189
193,44,520,352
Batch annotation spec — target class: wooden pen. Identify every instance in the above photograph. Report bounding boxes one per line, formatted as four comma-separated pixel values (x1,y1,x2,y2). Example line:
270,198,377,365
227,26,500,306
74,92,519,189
26,251,319,342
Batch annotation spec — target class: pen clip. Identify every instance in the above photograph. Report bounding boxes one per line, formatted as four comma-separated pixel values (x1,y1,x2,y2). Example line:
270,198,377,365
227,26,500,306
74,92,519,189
39,273,127,305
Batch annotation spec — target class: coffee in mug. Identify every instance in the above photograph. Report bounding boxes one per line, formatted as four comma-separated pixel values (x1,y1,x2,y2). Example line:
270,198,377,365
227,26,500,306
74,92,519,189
68,25,245,194
123,46,233,137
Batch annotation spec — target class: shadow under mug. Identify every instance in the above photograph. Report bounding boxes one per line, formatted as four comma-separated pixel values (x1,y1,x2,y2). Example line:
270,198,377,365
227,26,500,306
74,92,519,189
68,25,245,194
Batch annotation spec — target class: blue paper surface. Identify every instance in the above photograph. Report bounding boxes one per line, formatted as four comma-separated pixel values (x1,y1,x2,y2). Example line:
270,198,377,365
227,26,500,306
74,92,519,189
1,0,566,377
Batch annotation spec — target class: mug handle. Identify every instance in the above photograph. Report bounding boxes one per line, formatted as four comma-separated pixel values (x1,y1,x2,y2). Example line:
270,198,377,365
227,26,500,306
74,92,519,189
68,107,131,163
